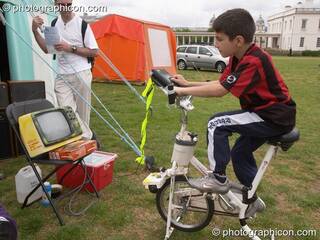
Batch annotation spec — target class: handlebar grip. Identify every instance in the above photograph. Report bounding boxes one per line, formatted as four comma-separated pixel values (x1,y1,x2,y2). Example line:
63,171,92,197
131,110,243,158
151,69,173,88
151,69,177,105
167,85,176,105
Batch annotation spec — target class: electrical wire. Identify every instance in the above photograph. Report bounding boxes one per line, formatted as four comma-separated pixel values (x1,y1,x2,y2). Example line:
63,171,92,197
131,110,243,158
63,162,98,216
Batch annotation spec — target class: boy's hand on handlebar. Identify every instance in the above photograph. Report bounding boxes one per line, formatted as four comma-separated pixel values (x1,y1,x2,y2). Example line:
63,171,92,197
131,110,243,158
171,74,189,87
174,86,184,96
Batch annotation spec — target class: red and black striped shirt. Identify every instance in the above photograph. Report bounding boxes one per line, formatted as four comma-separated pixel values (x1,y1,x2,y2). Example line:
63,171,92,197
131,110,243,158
219,44,296,129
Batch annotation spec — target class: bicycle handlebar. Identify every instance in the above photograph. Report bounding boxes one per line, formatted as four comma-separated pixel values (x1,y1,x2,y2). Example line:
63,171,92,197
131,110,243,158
151,69,194,111
151,69,177,105
151,69,175,88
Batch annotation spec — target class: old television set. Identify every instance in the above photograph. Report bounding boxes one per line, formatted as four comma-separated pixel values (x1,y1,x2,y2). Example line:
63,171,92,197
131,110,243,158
18,106,82,157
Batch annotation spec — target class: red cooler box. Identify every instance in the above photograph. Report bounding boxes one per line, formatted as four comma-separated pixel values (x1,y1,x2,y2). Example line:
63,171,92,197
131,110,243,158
56,151,117,192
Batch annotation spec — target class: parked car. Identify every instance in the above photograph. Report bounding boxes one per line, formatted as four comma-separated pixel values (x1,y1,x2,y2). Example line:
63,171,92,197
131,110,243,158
176,45,229,72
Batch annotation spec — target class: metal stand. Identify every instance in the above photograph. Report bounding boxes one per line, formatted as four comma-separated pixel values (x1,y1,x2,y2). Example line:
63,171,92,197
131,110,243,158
164,162,177,240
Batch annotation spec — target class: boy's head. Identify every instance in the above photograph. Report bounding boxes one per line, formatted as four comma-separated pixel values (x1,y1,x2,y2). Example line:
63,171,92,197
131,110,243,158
212,9,256,58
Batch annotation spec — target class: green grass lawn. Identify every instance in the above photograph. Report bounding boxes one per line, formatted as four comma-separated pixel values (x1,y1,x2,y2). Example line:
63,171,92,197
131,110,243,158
0,56,319,239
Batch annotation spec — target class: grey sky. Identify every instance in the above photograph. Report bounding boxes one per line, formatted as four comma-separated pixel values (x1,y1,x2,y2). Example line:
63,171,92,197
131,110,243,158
75,0,320,27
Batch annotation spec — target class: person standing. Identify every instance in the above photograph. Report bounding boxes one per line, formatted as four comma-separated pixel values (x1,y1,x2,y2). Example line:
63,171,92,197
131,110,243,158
31,0,99,139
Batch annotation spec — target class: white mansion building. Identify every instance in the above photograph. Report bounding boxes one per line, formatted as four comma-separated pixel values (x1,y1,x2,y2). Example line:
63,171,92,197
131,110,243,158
267,0,320,50
174,0,320,51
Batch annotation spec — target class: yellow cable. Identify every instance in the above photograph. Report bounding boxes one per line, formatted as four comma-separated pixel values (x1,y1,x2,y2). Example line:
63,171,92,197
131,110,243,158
136,79,155,165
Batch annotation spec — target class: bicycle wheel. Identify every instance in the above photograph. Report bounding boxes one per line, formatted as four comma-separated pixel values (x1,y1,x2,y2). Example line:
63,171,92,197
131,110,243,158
156,175,214,232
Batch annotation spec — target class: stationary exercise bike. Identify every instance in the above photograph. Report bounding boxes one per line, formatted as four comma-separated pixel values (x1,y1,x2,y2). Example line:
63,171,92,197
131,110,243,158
143,69,299,240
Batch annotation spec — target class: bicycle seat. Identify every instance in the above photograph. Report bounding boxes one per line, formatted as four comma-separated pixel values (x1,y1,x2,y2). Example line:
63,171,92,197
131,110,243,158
267,128,300,151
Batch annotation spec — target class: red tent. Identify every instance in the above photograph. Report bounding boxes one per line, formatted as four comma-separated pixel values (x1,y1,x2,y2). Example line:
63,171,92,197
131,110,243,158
91,14,177,83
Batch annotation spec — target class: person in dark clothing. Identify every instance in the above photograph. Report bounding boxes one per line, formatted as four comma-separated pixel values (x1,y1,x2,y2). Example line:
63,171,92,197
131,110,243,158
172,9,296,214
0,204,17,240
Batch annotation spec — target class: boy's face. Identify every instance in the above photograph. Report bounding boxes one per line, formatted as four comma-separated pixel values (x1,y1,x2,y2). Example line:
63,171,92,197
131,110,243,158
214,32,240,58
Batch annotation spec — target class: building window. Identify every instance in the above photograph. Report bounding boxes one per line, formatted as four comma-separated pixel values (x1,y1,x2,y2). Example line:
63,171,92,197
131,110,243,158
284,21,287,31
288,38,291,48
317,38,320,48
300,37,305,47
177,36,184,46
209,36,214,44
301,19,307,29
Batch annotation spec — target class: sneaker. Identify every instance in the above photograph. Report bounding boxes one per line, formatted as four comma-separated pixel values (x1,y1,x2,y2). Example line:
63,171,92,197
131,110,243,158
188,173,230,194
245,197,266,218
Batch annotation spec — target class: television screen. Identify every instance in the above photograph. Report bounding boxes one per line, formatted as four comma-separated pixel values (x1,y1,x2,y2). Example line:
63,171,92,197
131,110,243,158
36,111,72,144
19,106,83,157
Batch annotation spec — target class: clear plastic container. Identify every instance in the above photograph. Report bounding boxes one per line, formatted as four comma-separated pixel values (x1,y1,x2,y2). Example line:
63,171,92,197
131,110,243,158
171,144,195,167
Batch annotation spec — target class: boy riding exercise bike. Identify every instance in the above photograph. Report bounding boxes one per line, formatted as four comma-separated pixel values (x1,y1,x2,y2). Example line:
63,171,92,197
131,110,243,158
143,8,298,240
173,8,296,199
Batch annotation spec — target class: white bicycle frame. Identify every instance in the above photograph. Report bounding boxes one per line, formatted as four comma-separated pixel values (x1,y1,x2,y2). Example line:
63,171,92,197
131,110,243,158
162,106,279,240
165,148,278,240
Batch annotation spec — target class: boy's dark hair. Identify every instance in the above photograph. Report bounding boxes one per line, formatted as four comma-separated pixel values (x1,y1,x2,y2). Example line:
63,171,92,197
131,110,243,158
212,8,256,43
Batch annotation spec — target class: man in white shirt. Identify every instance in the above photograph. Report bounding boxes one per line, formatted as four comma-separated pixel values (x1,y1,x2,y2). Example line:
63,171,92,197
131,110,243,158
31,0,98,140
